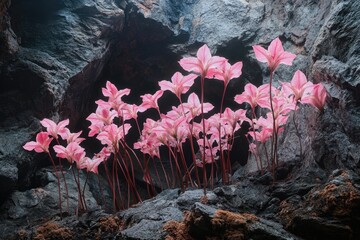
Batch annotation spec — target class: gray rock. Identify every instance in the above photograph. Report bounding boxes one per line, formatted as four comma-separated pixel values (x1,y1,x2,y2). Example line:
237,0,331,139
0,167,99,240
0,0,124,201
120,219,166,240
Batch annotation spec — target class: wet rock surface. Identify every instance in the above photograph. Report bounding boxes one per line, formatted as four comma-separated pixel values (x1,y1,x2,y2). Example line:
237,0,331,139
0,0,360,239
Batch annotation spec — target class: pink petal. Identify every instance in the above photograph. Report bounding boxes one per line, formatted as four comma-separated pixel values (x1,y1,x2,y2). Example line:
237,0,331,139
40,118,55,129
229,61,243,79
23,141,38,151
196,44,212,65
188,92,200,106
278,51,297,66
58,119,70,129
171,72,183,84
182,73,197,87
252,45,269,63
268,38,284,56
158,80,173,92
203,102,214,113
292,70,307,90
179,57,201,73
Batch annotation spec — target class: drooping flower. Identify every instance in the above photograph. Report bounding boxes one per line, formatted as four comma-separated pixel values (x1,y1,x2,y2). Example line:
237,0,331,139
253,37,296,72
134,135,160,158
196,138,219,167
23,132,53,153
179,44,227,78
255,112,289,135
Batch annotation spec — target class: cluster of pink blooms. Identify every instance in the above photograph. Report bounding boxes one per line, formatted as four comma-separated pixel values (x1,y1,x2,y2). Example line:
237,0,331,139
23,37,327,211
239,38,327,164
23,118,106,174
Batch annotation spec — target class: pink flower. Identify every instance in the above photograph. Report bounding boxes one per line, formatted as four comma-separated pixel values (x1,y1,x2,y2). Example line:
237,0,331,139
85,157,104,174
62,129,85,144
53,142,85,164
234,83,269,110
159,72,197,100
97,123,131,149
255,112,288,135
196,138,219,167
88,123,103,137
260,95,295,118
86,105,117,126
221,108,250,132
253,37,296,72
120,103,146,121
213,61,243,87
134,135,160,158
182,93,214,118
40,118,69,140
140,90,164,111
23,132,53,153
102,81,131,110
153,116,189,146
301,83,327,111
248,128,272,144
96,147,112,160
179,44,227,78
281,70,313,102
165,105,186,120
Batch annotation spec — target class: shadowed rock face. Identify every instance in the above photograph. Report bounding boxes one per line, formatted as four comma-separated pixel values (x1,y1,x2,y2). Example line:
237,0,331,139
0,0,360,239
0,0,123,201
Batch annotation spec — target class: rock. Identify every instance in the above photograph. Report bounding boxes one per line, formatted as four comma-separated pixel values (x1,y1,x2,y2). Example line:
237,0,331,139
0,0,19,62
118,189,184,239
0,168,99,240
0,0,124,202
5,210,124,240
279,170,360,240
0,160,18,196
164,203,300,240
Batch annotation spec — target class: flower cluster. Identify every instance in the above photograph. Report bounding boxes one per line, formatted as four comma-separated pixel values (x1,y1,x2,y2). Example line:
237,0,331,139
23,37,327,214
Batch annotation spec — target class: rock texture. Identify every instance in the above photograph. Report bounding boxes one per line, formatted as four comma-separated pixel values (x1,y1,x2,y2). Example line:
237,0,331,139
0,0,123,201
0,0,359,239
0,168,99,240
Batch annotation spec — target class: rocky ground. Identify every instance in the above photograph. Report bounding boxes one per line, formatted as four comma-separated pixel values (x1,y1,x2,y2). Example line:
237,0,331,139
1,167,359,239
1,0,360,239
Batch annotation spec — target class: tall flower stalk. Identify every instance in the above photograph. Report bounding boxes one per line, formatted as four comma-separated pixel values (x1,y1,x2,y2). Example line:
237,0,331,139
252,37,296,176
